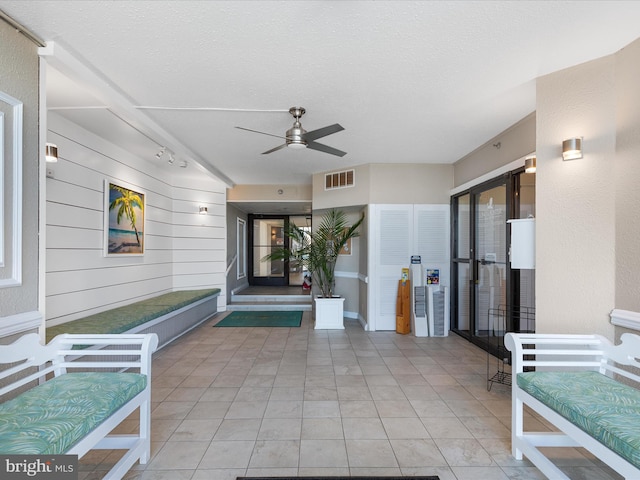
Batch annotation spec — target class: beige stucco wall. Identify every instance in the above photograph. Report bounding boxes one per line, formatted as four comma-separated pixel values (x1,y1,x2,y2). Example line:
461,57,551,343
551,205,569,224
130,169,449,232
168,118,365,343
312,164,371,210
312,163,453,210
615,38,640,316
228,184,311,202
536,55,617,338
368,164,452,204
0,23,40,330
454,113,536,187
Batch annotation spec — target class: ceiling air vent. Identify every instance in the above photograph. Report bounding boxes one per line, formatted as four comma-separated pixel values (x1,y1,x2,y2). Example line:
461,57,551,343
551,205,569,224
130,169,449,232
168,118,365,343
325,169,355,190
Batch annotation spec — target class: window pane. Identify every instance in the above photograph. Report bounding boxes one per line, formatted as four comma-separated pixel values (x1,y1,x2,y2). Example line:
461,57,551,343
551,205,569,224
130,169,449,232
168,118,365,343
237,218,246,279
456,263,470,331
252,219,284,278
456,194,470,258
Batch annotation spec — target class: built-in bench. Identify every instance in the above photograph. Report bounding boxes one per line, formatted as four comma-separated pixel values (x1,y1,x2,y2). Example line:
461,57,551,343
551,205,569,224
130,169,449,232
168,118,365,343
505,332,640,480
46,289,220,348
0,332,158,480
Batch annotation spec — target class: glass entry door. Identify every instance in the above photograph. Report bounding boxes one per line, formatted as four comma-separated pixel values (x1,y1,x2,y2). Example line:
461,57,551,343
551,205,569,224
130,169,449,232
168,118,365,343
473,183,508,340
451,168,536,352
248,215,311,287
249,216,287,286
451,177,508,347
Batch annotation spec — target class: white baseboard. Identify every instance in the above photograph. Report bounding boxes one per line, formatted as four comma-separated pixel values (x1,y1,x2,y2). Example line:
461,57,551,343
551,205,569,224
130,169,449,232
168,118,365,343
231,283,250,295
0,310,42,338
357,313,368,330
344,310,358,320
610,309,640,331
334,271,368,283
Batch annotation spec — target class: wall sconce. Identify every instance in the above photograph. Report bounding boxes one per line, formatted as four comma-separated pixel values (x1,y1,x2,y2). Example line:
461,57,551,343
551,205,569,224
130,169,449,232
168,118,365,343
45,143,58,163
562,137,583,161
524,155,536,173
199,206,208,215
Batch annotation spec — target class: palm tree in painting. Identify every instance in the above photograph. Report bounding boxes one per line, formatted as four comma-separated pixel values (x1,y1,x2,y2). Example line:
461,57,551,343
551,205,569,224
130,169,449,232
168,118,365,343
109,185,144,246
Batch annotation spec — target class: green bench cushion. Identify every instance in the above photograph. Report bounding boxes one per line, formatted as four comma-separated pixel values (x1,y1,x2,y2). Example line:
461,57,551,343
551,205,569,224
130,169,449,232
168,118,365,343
0,372,147,455
517,370,640,469
135,290,219,309
46,289,220,342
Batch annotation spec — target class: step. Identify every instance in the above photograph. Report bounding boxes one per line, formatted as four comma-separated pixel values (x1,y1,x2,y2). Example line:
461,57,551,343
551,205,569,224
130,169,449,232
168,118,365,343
229,289,312,312
231,294,311,303
227,301,312,311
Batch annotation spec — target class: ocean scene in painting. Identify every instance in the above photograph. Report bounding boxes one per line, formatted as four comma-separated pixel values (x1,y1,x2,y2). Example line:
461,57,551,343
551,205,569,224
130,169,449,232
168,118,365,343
107,183,145,254
107,228,144,254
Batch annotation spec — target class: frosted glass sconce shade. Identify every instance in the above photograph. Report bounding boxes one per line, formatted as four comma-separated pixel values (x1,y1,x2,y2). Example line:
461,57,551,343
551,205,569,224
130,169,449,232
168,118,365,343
45,143,58,163
524,155,536,173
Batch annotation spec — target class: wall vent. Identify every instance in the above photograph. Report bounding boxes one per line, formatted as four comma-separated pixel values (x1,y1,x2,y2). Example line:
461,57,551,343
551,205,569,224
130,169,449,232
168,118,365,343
325,169,355,190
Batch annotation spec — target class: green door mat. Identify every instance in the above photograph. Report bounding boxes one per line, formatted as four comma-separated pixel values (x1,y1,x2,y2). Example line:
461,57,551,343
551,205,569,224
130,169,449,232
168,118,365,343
237,477,439,480
214,311,302,327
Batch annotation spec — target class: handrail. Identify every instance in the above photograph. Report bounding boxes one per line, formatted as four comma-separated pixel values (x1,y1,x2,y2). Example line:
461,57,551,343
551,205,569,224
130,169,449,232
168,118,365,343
226,254,237,277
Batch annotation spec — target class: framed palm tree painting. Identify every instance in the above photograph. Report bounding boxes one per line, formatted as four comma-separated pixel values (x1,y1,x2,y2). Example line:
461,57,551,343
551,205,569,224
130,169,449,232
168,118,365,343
104,179,145,256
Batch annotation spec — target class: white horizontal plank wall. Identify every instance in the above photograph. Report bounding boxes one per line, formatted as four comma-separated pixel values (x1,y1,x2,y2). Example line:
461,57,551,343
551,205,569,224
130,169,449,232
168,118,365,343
171,175,226,292
45,113,226,327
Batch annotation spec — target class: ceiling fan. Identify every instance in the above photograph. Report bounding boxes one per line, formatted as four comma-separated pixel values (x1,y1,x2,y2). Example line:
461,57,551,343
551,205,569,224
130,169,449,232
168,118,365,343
236,107,346,157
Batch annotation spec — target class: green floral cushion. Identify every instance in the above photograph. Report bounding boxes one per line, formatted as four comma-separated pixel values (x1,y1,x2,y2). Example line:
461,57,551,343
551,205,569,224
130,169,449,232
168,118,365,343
0,372,147,454
46,289,220,342
517,371,640,468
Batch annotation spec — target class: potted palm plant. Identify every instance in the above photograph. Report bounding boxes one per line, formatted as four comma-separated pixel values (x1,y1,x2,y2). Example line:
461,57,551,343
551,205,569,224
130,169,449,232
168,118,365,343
264,209,364,329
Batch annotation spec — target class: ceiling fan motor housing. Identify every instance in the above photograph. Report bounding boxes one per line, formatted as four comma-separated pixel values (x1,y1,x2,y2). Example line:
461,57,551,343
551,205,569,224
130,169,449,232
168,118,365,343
286,121,307,149
286,107,307,148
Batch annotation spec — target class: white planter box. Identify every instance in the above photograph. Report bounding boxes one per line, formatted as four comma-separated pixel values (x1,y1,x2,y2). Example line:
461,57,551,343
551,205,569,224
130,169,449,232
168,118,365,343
314,296,345,329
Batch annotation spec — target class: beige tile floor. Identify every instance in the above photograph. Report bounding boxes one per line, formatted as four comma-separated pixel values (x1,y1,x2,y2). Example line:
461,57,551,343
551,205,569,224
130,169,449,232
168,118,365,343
81,311,622,480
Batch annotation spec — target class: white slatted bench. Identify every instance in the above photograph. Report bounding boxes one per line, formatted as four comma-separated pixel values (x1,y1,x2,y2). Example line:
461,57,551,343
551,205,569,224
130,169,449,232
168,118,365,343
505,332,640,480
0,333,158,480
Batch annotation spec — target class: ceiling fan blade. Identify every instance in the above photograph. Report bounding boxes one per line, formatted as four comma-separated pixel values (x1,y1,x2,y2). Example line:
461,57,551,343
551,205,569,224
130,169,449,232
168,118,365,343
262,144,288,154
235,126,286,140
303,123,344,142
306,140,347,157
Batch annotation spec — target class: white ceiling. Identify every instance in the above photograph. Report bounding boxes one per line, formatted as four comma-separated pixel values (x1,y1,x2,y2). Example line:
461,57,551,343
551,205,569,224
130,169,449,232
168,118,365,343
2,1,640,191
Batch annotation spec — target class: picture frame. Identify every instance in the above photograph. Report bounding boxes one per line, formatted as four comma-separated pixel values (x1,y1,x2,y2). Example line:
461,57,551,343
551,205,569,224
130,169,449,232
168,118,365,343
104,179,145,256
339,229,352,256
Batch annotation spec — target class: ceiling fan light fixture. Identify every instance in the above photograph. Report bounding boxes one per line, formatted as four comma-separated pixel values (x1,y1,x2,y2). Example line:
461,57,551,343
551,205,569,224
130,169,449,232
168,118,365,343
285,122,308,149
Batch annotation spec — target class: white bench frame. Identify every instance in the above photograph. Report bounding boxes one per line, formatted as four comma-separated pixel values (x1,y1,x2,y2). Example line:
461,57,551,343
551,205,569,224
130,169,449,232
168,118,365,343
505,332,640,480
0,333,159,480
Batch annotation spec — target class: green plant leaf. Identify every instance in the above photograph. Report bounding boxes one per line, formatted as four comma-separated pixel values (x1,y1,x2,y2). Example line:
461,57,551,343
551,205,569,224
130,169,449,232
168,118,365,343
262,209,364,297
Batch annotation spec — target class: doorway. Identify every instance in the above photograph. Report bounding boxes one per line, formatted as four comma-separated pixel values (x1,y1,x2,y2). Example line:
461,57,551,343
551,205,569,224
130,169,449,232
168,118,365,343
248,214,310,287
451,168,535,352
